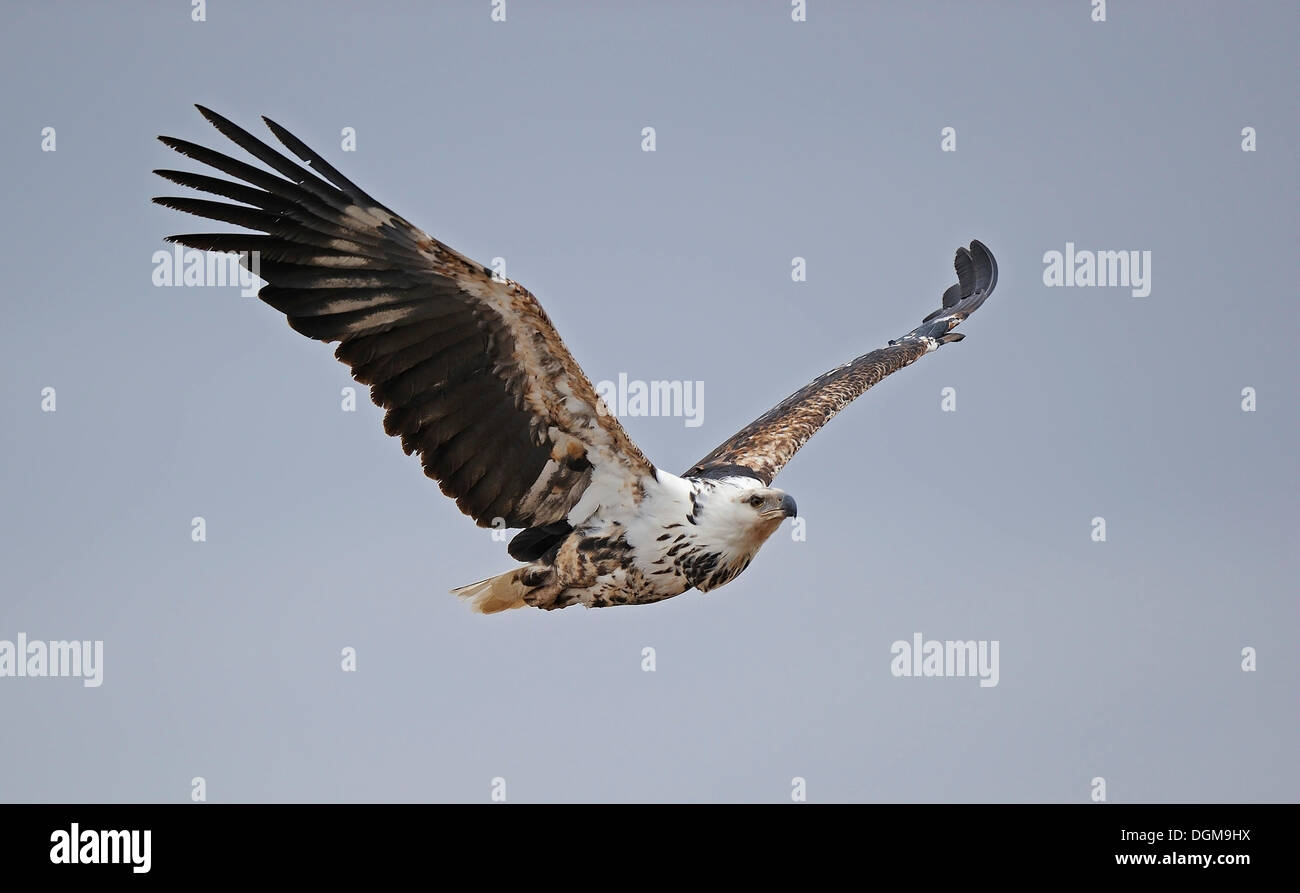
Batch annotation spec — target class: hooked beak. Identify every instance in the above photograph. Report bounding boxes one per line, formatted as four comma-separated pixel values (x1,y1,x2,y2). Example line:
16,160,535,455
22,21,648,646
762,493,798,520
780,493,798,518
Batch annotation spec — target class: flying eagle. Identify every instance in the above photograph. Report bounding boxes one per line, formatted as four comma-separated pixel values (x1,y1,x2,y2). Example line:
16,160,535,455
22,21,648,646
154,107,998,613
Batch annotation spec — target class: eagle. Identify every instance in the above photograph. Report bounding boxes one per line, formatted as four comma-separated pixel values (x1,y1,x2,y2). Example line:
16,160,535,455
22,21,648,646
154,107,998,613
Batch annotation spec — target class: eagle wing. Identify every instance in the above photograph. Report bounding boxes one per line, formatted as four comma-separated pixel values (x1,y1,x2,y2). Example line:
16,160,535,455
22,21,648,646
154,106,654,529
685,240,997,484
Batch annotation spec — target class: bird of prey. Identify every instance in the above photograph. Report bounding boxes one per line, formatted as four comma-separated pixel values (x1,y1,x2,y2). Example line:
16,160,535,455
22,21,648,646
154,107,997,613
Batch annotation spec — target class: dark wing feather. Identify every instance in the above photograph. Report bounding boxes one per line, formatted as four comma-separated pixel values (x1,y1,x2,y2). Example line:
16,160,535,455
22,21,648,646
154,106,654,529
685,241,997,484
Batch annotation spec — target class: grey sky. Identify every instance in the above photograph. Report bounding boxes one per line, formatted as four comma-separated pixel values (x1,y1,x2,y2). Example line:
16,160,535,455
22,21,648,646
1,1,1296,802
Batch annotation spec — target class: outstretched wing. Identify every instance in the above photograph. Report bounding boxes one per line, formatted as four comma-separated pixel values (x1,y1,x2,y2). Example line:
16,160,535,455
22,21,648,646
685,240,997,484
154,106,654,529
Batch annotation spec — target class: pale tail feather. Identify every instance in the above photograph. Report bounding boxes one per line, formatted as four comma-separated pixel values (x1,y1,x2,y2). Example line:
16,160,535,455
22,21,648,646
451,570,528,614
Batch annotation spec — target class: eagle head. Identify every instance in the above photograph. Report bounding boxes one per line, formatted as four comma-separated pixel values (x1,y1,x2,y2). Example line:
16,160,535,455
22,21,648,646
703,484,796,543
679,481,797,591
739,487,798,524
736,486,797,548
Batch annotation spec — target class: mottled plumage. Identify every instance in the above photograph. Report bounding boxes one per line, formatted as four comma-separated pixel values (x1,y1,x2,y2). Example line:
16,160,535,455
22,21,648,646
153,108,997,613
686,240,996,484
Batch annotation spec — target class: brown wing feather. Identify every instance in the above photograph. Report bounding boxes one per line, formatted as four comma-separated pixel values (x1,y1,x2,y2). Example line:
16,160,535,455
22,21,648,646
154,106,653,529
685,241,997,484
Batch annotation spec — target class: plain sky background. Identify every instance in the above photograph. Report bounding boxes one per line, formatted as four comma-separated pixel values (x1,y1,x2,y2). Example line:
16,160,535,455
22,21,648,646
1,1,1296,803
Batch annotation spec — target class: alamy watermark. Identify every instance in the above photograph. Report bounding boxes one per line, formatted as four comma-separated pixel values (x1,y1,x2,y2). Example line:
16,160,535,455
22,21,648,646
50,823,150,873
595,373,704,428
152,247,262,297
1043,242,1151,298
0,633,103,687
890,632,999,688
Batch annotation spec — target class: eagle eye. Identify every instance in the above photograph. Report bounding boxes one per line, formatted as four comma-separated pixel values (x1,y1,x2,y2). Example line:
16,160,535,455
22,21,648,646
748,495,764,508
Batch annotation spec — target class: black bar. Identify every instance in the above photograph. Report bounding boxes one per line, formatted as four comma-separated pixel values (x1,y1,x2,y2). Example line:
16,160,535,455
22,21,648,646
0,804,1285,879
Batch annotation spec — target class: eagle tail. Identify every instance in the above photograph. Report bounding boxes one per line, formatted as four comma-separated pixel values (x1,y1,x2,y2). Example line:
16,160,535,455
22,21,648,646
451,570,530,614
